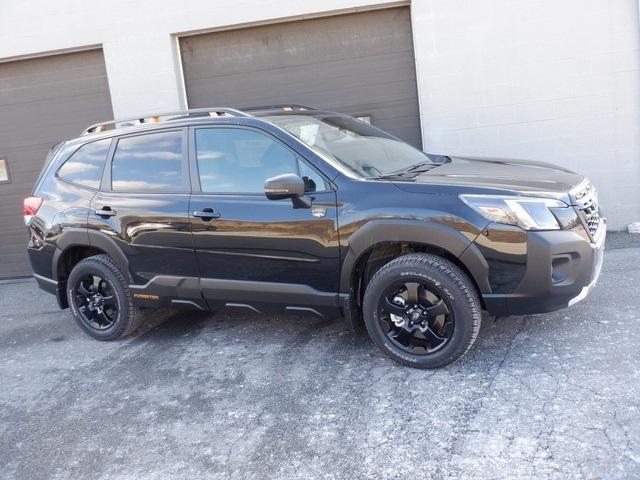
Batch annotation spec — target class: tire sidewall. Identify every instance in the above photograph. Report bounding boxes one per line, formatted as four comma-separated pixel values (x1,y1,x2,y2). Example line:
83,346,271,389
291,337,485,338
67,259,128,340
363,260,478,368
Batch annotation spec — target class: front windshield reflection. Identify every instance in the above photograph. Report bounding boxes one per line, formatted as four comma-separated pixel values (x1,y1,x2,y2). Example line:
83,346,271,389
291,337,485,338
266,114,437,178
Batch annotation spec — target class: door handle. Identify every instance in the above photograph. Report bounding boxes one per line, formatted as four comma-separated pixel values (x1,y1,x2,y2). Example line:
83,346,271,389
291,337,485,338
95,207,116,217
192,209,221,220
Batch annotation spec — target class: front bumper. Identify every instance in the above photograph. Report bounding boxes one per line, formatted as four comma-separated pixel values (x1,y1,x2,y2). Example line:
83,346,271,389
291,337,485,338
483,226,605,316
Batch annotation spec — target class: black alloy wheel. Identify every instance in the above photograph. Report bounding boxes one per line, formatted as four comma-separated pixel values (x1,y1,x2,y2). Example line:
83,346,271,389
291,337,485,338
67,254,144,340
72,274,119,331
378,280,453,355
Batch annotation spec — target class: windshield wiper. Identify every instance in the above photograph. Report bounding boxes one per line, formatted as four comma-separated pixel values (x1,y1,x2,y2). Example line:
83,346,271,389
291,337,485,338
370,161,441,180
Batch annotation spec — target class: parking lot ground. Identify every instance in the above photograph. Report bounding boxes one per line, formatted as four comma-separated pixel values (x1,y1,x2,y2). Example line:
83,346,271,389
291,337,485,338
0,243,639,480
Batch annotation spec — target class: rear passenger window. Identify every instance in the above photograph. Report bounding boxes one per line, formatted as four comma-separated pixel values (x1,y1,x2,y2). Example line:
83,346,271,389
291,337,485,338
195,128,327,193
111,131,184,192
57,138,111,189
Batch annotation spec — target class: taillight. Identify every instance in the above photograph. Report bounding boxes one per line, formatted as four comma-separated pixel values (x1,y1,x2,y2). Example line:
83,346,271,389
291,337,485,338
23,196,43,224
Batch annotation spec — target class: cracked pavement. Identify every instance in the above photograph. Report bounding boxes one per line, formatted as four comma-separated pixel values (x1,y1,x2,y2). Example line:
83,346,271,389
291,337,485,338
0,245,639,480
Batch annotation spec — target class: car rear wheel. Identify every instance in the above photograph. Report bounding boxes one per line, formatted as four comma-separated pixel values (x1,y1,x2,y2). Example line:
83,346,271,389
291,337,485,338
362,253,482,369
67,254,144,340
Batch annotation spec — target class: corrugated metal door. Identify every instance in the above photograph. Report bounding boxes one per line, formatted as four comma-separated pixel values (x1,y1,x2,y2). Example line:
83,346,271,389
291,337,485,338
180,7,422,148
0,49,113,278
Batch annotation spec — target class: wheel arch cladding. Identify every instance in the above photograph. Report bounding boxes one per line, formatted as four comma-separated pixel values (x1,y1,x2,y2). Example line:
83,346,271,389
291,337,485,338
340,219,491,299
54,229,132,283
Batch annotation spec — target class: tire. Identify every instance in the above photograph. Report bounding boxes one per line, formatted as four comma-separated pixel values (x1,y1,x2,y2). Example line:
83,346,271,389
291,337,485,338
66,254,144,340
362,253,482,369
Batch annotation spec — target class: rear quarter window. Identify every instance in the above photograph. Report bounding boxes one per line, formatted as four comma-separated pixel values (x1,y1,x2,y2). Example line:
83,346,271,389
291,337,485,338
57,138,111,189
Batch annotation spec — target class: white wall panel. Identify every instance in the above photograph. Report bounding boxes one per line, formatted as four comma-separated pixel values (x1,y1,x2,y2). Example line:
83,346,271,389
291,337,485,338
411,0,640,228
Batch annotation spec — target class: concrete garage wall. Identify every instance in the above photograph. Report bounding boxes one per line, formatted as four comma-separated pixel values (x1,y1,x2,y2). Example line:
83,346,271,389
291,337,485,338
411,0,640,229
0,0,639,229
0,0,404,119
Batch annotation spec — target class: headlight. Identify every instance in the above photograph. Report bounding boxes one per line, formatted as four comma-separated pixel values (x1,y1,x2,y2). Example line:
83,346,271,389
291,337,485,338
460,194,569,230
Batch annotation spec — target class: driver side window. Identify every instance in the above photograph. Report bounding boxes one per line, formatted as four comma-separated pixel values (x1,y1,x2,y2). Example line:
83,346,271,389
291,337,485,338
195,127,326,194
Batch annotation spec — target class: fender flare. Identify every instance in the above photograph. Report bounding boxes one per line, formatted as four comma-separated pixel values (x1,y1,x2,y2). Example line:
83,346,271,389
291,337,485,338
52,228,132,282
339,219,491,295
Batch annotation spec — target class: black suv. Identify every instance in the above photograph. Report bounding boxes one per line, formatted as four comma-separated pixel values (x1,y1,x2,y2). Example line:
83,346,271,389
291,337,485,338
25,105,605,368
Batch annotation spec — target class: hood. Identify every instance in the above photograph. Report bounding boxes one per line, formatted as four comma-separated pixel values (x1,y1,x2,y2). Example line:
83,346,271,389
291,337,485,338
394,156,585,202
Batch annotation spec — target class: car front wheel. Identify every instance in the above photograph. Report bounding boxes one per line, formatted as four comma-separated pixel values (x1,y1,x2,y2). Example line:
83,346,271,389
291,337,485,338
362,253,482,369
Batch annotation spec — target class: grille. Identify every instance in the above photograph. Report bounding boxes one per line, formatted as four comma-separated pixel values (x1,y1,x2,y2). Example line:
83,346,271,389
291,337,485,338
574,182,601,238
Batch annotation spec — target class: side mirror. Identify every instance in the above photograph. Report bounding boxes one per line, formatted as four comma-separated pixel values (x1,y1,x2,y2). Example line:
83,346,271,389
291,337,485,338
264,173,305,200
264,173,312,208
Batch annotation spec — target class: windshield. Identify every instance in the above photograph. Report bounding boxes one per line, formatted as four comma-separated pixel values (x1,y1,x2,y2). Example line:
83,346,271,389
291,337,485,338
264,114,438,178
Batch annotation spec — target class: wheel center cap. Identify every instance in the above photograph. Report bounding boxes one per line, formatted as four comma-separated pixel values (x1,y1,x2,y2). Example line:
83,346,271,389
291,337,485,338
410,311,421,322
91,294,103,306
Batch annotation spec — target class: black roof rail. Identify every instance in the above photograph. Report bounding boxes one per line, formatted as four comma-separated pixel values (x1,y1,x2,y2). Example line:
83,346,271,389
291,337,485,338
81,107,252,136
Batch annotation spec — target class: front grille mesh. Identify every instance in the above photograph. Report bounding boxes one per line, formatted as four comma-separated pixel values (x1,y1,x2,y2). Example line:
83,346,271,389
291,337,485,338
574,183,601,238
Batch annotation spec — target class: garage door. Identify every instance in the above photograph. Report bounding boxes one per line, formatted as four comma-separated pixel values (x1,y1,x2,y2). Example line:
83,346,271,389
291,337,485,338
180,7,422,148
0,49,113,278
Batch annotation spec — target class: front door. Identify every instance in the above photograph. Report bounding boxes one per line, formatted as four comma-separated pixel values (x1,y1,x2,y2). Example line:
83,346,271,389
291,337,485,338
188,125,340,316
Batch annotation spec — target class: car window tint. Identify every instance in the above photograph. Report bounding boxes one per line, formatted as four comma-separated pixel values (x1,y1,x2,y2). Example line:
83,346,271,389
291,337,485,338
112,131,183,192
57,138,111,189
196,128,298,193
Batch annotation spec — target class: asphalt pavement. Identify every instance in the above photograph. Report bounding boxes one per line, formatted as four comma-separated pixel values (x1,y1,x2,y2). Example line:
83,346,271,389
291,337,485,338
1,242,639,479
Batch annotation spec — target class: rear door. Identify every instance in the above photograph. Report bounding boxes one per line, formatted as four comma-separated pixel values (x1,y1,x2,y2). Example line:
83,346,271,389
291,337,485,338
87,128,200,304
188,125,341,316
